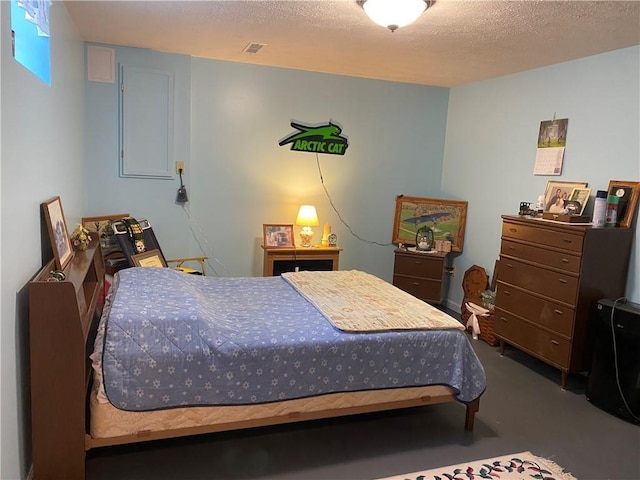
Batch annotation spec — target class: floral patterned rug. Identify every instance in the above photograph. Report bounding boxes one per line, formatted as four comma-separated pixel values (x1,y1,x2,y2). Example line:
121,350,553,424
376,451,576,480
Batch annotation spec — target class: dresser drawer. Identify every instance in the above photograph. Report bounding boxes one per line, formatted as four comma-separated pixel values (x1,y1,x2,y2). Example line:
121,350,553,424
394,253,443,279
502,222,583,252
494,309,571,368
495,283,573,337
498,258,578,305
392,275,442,302
500,240,581,274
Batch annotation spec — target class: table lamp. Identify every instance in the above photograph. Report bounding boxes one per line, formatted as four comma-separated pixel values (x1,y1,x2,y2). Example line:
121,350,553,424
296,205,319,247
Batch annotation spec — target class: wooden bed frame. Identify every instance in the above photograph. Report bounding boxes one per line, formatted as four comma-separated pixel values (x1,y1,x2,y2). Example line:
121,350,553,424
28,240,480,479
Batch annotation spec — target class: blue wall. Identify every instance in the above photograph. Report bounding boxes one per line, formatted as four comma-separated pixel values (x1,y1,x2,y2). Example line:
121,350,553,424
443,46,640,305
1,3,85,479
85,49,451,281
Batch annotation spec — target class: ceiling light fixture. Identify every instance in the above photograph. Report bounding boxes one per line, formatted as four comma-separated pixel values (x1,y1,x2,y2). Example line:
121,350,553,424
360,0,433,32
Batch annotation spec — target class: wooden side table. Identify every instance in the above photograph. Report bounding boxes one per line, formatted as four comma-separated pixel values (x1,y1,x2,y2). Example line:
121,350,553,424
262,246,342,276
392,248,451,305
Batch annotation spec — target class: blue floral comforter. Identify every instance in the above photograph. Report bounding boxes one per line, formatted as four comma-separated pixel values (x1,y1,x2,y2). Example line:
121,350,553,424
97,268,486,411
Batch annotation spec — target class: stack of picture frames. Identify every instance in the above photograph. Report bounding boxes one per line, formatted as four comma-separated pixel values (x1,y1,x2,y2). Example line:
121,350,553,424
542,180,640,227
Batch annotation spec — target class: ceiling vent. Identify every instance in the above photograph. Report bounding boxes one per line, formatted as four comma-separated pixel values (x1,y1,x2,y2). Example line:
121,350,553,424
243,43,266,54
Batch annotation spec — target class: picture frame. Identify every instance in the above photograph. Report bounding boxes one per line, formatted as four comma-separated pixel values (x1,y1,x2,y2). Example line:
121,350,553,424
568,188,591,216
392,196,468,252
607,180,640,228
131,249,167,268
543,181,588,213
82,213,129,256
42,196,73,270
263,224,295,248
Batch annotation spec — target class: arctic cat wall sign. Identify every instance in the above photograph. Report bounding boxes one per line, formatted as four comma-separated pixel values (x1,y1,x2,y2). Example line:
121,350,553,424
279,121,349,155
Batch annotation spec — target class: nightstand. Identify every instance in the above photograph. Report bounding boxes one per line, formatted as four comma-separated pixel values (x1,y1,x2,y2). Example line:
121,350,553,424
262,246,342,276
392,248,451,305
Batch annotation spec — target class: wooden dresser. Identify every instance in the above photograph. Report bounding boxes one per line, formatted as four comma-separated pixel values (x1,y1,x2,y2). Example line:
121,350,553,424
494,215,633,388
392,248,451,305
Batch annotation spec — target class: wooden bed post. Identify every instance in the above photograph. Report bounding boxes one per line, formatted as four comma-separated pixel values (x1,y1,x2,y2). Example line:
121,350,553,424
465,398,480,431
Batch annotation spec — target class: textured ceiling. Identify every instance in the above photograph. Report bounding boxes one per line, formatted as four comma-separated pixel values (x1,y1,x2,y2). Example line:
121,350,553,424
64,0,640,87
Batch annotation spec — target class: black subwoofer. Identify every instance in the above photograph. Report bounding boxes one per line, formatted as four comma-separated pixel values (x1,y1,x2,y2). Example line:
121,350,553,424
586,299,640,424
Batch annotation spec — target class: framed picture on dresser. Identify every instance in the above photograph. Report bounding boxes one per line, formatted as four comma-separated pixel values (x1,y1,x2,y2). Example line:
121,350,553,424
607,180,640,228
543,181,588,213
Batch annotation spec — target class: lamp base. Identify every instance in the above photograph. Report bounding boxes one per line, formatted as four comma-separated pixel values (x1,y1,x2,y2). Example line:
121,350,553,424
299,227,314,247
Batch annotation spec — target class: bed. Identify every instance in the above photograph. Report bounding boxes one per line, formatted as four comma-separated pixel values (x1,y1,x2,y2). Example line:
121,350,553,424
28,240,486,479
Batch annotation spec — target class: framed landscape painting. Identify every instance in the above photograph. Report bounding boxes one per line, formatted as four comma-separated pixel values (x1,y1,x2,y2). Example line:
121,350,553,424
392,195,468,252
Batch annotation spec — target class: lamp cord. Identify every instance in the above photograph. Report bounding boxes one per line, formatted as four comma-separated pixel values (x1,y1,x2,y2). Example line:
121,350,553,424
608,297,639,422
315,153,393,247
180,203,232,276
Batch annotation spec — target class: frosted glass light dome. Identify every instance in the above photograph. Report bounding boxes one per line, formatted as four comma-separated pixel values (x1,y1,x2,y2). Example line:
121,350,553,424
362,0,430,32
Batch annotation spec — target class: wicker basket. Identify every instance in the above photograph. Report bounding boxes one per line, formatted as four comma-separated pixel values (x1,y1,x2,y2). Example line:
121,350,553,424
478,312,498,346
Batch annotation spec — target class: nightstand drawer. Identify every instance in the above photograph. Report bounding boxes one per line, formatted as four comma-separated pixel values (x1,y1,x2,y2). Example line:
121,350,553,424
494,310,571,367
394,253,443,279
502,222,583,252
392,275,442,303
495,284,573,337
500,240,581,274
498,258,578,305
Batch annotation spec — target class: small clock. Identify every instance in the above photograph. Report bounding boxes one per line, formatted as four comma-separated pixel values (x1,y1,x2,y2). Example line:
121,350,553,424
327,233,338,246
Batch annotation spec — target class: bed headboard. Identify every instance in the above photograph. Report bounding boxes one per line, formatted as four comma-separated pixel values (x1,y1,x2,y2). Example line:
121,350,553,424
29,238,104,479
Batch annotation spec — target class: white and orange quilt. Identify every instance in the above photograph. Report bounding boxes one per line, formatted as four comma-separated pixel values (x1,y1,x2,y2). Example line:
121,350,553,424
281,270,464,333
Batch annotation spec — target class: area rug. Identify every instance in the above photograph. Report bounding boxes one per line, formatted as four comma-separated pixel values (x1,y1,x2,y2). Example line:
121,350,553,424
376,451,576,480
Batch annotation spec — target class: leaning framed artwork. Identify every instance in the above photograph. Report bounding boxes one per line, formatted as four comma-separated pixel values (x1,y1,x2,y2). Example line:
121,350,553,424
263,224,295,248
543,181,588,212
42,196,73,270
132,249,167,268
607,180,640,228
392,195,468,252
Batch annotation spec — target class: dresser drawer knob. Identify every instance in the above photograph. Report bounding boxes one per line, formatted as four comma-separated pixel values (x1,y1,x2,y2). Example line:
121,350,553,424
558,279,568,284
554,309,564,315
560,258,569,263
506,263,513,268
412,282,420,286
509,228,517,233
503,290,511,296
550,340,560,346
562,238,573,244
499,317,508,322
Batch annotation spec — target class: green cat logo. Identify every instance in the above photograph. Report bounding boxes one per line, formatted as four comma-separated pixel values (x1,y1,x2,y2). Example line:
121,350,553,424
279,121,349,155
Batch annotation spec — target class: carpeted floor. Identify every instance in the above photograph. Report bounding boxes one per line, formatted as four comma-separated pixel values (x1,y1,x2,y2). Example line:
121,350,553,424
86,314,639,480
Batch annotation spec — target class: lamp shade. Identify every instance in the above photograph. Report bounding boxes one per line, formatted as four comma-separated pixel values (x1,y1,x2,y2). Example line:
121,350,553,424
296,205,319,227
362,0,429,32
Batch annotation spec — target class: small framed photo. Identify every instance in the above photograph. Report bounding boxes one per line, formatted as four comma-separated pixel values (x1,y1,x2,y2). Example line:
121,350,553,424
263,224,295,248
132,249,167,267
543,181,588,212
568,188,591,215
607,180,640,228
42,196,73,270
